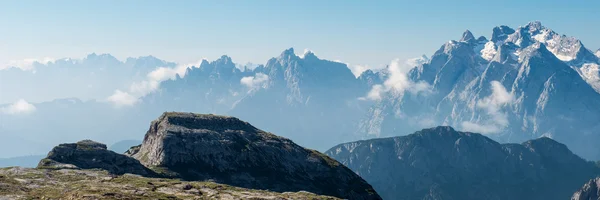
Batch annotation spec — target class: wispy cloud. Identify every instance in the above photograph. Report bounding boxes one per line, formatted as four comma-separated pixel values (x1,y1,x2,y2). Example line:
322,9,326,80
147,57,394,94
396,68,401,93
106,60,204,106
107,90,138,106
241,73,269,89
1,99,36,115
461,81,515,134
361,58,432,101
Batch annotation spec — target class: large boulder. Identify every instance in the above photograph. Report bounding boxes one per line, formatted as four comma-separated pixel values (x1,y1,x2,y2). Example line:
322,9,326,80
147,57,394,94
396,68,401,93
37,140,154,176
126,112,381,200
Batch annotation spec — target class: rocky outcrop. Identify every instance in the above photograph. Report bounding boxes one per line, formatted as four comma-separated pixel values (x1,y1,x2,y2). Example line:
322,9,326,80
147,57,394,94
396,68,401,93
127,112,381,200
37,140,154,176
572,177,600,200
326,126,600,200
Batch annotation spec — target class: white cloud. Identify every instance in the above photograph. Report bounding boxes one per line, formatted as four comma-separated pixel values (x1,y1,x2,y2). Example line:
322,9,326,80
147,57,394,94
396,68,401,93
107,90,138,106
477,81,515,113
2,57,55,71
2,99,36,115
241,73,269,89
461,81,514,134
362,84,384,101
106,60,204,106
361,58,432,101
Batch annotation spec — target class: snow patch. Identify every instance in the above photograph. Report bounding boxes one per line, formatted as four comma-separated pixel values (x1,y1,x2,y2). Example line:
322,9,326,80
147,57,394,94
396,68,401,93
579,63,600,93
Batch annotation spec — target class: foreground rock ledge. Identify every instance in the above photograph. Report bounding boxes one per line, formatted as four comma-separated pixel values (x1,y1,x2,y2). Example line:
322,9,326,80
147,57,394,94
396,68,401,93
0,167,340,199
126,112,381,200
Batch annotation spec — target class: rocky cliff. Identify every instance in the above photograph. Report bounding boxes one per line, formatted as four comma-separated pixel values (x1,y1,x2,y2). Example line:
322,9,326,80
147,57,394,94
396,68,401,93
125,112,380,200
326,126,600,200
572,177,600,200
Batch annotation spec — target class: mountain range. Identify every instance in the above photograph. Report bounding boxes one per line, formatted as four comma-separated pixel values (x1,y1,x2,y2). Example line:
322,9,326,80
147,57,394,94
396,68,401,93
1,21,599,162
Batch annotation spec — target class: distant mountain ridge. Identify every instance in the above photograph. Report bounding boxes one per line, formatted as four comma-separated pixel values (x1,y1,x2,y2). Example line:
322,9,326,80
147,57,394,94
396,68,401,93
326,126,600,200
1,21,600,161
0,54,176,104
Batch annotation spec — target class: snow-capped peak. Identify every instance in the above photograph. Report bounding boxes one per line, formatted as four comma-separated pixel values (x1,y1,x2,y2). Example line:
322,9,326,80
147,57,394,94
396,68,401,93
524,21,543,33
493,22,594,63
595,49,600,58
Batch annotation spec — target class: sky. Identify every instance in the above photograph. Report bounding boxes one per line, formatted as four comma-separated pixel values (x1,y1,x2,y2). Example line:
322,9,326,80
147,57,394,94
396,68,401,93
0,0,598,69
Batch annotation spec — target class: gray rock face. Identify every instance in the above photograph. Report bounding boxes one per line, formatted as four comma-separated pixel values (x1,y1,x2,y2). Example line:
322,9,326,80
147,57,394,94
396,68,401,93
37,140,154,176
326,126,600,200
127,112,381,200
572,177,600,200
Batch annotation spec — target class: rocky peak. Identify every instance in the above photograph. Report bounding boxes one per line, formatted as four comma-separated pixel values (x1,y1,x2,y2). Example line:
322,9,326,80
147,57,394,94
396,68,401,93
492,25,516,43
37,140,154,176
572,177,600,200
279,48,298,60
83,53,121,66
125,55,174,68
460,30,475,42
524,21,544,33
358,69,385,86
215,55,234,65
128,112,381,200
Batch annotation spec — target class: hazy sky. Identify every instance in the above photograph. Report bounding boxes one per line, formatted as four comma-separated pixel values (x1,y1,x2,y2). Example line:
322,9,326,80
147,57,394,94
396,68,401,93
1,0,598,69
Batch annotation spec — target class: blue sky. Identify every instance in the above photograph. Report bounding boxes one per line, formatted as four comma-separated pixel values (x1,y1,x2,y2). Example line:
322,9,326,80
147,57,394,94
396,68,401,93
1,0,598,69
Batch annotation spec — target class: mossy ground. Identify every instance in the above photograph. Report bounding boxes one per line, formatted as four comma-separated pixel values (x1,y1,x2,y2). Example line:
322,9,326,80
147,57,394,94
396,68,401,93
0,167,339,200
